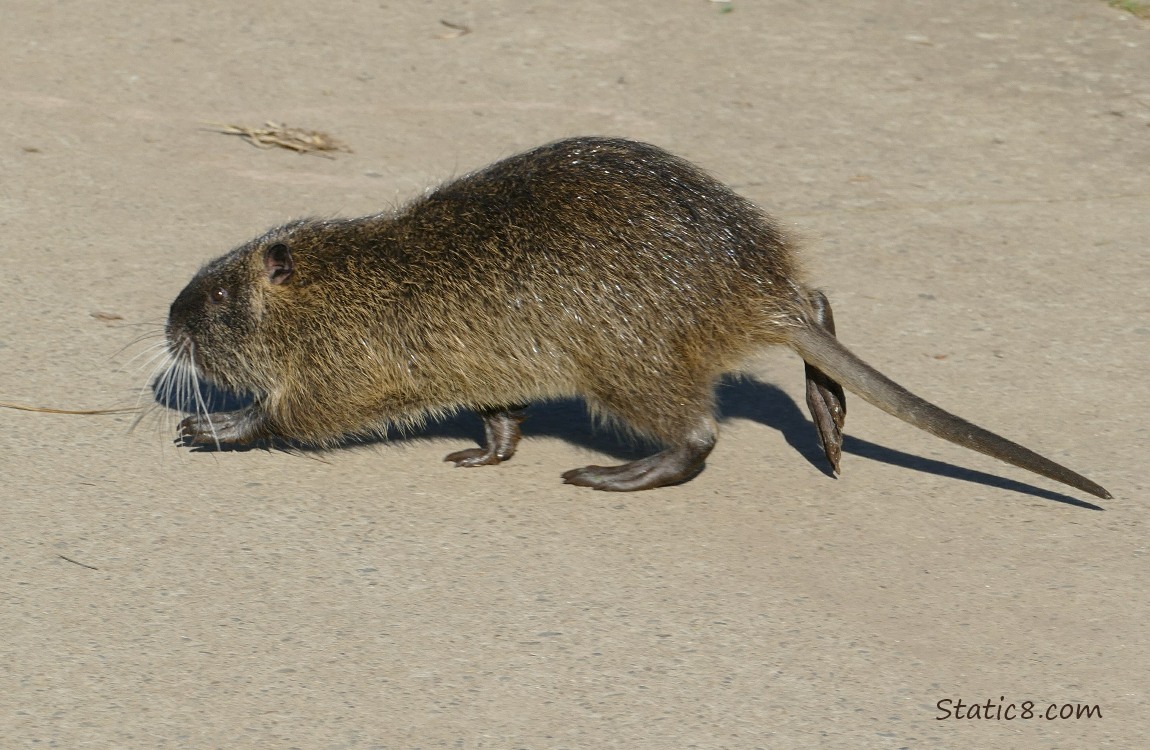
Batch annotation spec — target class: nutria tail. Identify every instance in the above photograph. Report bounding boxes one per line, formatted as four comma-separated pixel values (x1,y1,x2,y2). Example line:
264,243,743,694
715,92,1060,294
789,324,1111,500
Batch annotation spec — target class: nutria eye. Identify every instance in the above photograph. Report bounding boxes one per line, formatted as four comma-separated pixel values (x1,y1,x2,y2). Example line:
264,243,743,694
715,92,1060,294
210,287,229,304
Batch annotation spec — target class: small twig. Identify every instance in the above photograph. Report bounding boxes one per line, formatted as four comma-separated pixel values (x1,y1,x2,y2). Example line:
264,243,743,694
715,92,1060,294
59,555,99,571
437,20,472,38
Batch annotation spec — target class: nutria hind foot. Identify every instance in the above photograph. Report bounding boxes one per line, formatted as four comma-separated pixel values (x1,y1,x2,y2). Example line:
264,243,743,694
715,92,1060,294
803,289,847,474
445,406,528,467
561,423,717,491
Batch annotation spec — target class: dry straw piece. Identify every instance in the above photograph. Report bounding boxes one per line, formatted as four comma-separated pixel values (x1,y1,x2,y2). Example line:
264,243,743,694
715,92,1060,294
0,401,136,415
205,121,350,158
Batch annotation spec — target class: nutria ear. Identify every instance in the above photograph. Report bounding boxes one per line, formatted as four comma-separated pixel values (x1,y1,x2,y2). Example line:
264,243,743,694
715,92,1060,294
264,243,294,285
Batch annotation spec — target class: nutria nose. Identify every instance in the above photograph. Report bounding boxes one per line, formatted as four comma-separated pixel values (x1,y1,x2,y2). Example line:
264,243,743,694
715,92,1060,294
166,284,196,340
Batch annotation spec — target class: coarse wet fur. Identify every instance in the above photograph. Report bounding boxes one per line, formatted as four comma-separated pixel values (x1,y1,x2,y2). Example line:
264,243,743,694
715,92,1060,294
163,136,1110,498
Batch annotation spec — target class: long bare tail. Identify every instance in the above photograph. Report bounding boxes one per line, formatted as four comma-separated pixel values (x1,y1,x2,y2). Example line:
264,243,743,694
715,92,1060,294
789,324,1111,500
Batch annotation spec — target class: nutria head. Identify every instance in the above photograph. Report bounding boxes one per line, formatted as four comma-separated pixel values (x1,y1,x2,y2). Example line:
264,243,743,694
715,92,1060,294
165,229,298,395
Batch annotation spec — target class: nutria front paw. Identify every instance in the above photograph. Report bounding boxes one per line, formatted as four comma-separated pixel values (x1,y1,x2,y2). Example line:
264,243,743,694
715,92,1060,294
177,408,265,446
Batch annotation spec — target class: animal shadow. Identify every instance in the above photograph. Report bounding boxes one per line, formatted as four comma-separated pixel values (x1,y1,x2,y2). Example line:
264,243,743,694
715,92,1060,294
153,375,1101,508
716,378,1101,509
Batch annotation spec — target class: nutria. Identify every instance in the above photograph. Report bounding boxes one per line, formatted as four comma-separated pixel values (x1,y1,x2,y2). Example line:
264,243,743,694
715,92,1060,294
161,136,1110,498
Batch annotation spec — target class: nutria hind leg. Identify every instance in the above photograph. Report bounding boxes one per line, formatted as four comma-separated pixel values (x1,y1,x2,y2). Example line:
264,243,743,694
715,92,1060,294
562,417,717,492
445,405,528,467
803,289,847,474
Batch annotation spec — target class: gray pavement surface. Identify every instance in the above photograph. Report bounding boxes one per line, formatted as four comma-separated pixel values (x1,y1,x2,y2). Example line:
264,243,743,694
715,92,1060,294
2,1,1148,747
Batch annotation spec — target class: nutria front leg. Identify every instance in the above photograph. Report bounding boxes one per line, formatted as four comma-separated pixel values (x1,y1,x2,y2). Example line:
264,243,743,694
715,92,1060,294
561,422,716,491
804,290,847,474
445,406,528,467
178,404,270,446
